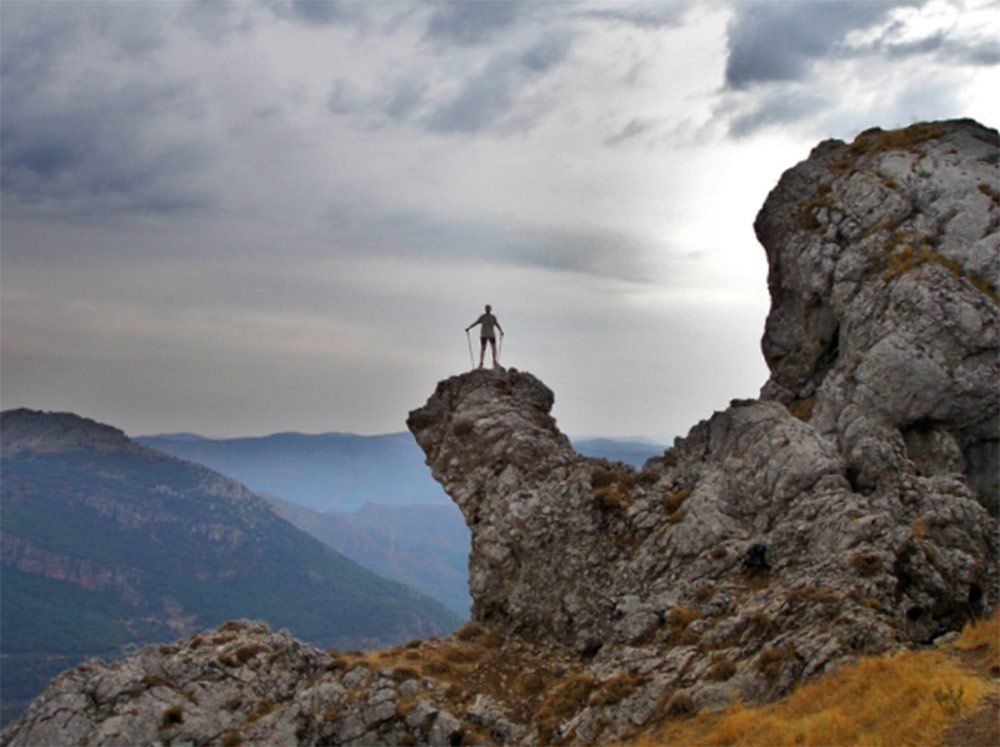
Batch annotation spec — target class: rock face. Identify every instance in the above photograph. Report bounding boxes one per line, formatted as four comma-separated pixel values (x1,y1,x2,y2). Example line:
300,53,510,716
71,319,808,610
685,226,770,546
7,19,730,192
756,119,999,511
4,119,997,746
405,119,998,707
1,620,554,747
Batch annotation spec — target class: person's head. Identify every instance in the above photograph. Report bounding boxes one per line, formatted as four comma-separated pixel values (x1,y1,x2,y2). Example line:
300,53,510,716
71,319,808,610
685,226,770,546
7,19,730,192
485,304,492,313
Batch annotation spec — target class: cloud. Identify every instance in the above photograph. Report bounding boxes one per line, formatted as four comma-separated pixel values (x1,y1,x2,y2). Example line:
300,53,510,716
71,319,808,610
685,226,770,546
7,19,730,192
178,1,254,43
327,78,363,114
382,77,429,121
424,1,523,46
423,35,572,134
717,0,1000,136
725,89,830,138
320,200,661,283
871,31,1000,66
604,118,657,146
576,2,692,29
1,3,211,218
724,1,914,89
266,0,364,26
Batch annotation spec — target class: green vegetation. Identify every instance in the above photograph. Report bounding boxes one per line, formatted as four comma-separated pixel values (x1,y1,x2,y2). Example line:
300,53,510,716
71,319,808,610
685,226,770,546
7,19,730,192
1,415,461,726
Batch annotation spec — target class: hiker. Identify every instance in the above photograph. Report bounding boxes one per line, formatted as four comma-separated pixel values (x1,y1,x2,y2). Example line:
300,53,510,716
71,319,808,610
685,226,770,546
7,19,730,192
465,304,504,369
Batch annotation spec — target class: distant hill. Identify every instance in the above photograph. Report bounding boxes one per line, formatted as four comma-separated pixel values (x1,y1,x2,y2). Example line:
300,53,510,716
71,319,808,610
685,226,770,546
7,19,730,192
137,431,665,512
268,498,471,618
137,431,451,512
0,409,460,726
137,431,665,619
571,437,665,467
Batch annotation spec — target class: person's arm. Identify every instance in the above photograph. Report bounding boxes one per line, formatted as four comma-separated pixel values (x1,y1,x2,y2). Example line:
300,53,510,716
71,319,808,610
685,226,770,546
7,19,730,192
496,320,504,335
465,318,480,332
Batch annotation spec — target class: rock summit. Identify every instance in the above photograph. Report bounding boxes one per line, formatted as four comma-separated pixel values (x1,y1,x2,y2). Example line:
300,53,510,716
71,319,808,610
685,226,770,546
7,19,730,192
4,118,997,746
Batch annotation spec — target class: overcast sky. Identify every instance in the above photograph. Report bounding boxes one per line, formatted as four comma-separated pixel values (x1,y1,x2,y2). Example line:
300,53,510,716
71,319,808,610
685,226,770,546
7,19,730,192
2,0,998,440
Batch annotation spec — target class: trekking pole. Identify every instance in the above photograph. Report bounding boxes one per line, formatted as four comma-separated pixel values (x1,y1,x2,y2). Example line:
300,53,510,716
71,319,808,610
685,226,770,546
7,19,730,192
465,329,474,369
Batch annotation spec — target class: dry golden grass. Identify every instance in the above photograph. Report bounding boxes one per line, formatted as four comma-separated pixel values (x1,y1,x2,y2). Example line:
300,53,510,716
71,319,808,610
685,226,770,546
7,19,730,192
634,609,999,747
787,398,815,422
848,123,943,156
535,673,597,742
953,610,1000,672
875,238,999,305
663,486,693,514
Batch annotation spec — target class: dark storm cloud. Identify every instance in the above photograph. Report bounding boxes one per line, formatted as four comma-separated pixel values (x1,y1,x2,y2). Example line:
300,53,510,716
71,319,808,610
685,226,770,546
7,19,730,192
727,90,830,138
1,85,210,218
720,0,999,136
423,35,571,134
424,1,523,46
0,1,167,87
267,0,364,26
576,2,691,29
874,33,1000,66
1,3,210,218
724,1,917,89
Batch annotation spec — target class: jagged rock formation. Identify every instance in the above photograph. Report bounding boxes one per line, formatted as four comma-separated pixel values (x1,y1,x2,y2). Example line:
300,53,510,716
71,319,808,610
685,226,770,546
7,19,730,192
4,119,997,746
405,119,999,721
757,119,999,510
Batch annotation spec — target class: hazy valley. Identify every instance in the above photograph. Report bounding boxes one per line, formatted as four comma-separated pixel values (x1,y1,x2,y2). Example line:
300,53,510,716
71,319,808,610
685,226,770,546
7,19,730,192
0,411,461,726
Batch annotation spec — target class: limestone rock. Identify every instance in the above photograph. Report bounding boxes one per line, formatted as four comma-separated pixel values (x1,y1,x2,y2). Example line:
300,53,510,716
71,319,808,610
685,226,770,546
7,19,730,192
403,119,998,731
756,119,999,510
4,119,997,747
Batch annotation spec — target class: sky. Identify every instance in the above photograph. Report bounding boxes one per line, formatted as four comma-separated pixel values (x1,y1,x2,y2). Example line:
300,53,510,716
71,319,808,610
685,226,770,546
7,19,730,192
2,0,998,441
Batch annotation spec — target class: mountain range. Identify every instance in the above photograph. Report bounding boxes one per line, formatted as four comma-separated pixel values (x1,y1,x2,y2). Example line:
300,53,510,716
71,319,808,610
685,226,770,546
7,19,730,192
137,431,665,513
3,119,997,747
268,498,472,618
0,409,459,726
135,431,452,512
136,430,665,618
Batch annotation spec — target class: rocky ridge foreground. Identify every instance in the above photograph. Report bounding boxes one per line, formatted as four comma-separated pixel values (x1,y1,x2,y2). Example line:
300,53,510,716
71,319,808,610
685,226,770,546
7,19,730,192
4,119,997,746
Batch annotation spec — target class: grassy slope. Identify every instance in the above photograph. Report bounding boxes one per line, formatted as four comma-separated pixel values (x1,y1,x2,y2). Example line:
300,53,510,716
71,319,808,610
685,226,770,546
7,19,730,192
318,611,999,746
633,609,999,747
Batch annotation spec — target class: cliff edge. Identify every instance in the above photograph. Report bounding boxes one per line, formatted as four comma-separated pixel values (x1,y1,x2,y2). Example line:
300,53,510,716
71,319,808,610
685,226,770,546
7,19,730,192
405,119,999,717
3,119,997,746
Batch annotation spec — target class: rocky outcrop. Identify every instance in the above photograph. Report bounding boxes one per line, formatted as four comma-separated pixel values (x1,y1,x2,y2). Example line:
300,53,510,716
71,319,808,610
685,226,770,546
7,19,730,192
404,119,998,717
1,620,552,747
756,119,999,510
4,119,997,746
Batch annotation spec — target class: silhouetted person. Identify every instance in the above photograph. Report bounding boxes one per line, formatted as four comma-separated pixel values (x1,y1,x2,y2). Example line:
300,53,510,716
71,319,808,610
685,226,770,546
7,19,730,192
466,304,503,368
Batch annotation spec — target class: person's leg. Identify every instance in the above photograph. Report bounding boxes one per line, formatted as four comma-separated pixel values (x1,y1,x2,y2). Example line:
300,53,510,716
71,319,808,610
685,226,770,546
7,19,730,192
479,339,486,368
489,338,498,367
